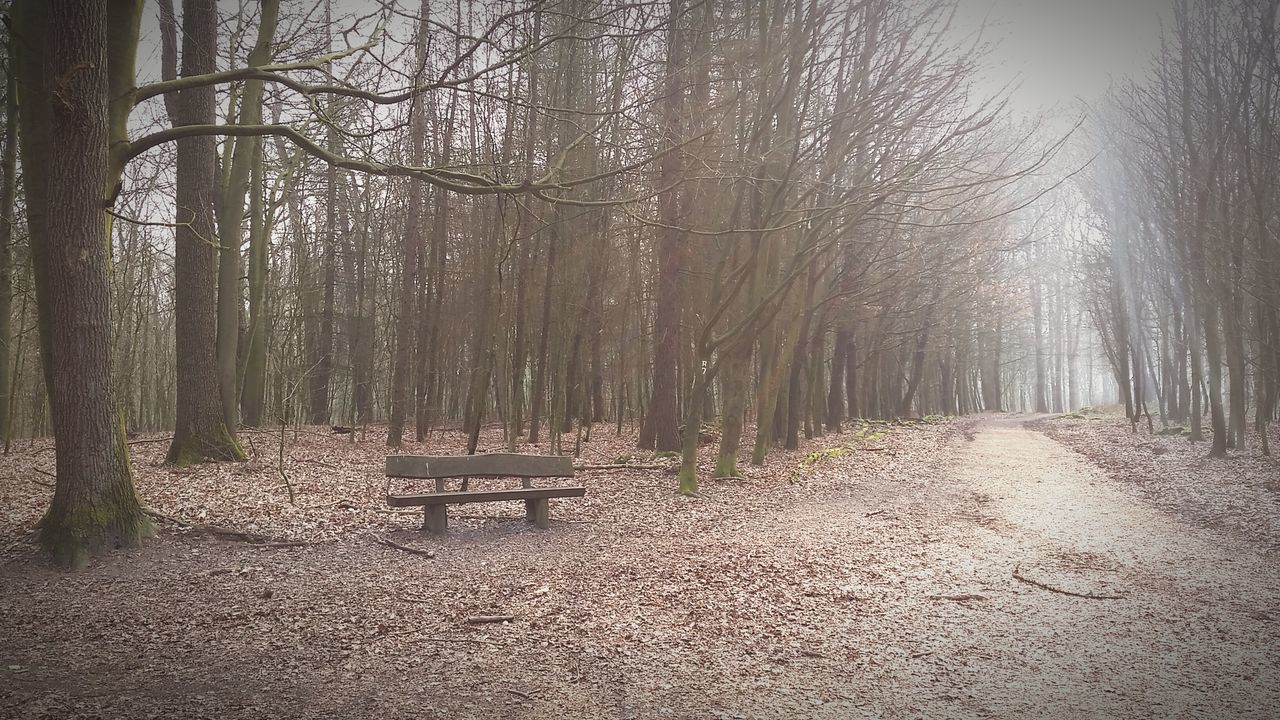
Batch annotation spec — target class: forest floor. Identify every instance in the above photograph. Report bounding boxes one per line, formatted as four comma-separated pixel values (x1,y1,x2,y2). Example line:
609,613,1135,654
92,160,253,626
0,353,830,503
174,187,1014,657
1,413,1277,719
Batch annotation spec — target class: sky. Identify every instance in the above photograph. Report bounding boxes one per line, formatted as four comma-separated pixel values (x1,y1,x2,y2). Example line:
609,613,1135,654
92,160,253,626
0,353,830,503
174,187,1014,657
949,0,1177,116
137,0,1178,114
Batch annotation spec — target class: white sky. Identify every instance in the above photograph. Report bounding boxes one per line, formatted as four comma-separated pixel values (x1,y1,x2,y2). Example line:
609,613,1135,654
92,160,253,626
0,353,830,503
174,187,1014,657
950,0,1176,116
138,0,1177,115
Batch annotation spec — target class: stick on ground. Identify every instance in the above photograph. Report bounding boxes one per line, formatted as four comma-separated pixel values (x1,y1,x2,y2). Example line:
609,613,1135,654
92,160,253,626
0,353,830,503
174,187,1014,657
1012,563,1125,600
465,615,515,624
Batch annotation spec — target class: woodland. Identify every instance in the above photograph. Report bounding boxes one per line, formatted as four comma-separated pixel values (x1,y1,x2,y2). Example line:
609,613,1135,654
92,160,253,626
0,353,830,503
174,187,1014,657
0,0,1278,716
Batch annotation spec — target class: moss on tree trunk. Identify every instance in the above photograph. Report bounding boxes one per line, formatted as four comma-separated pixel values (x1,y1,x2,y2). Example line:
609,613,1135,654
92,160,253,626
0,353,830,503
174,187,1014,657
15,0,154,567
166,422,246,466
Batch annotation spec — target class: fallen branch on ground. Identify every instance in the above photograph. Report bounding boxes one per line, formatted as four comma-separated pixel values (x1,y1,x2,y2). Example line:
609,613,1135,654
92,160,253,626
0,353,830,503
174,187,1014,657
144,508,307,546
465,615,515,624
927,594,988,602
574,463,671,471
1012,563,1125,600
369,533,436,558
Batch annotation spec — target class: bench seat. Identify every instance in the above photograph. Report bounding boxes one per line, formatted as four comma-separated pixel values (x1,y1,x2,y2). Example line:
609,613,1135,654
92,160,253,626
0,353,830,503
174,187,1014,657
386,486,586,507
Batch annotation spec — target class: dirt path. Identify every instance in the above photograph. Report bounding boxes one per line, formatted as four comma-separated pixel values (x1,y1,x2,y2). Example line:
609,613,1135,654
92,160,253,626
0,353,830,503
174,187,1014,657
2,417,1277,719
869,416,1280,718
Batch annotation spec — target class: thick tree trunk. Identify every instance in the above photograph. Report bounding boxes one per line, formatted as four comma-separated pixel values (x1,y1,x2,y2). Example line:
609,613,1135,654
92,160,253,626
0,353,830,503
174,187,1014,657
166,0,244,465
15,0,153,566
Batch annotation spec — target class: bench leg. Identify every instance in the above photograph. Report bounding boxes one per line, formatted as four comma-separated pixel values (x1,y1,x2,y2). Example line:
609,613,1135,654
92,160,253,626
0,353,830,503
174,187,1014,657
423,505,448,534
526,497,549,529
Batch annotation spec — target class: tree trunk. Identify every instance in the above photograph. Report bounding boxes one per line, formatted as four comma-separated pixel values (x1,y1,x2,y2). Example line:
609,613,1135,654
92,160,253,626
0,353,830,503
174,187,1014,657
229,0,278,427
387,0,429,448
827,329,848,431
638,0,686,454
166,0,245,465
1202,303,1229,457
14,0,154,566
0,53,16,444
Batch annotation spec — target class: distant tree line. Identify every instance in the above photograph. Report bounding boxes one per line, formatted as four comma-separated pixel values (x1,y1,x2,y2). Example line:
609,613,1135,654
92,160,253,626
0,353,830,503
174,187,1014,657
1079,0,1280,456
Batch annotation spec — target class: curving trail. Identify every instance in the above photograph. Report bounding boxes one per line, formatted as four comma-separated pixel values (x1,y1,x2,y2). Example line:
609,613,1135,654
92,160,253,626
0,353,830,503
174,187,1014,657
872,416,1280,719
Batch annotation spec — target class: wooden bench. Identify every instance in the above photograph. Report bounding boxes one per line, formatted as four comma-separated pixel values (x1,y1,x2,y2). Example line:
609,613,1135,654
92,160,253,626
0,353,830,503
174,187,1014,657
385,453,586,534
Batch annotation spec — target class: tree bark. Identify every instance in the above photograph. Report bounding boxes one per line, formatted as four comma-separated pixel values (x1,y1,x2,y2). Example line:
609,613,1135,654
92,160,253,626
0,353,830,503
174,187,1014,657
231,0,279,428
166,0,245,465
14,0,154,566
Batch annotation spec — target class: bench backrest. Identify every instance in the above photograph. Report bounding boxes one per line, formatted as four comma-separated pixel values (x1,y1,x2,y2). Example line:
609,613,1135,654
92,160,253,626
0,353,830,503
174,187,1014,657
385,453,574,479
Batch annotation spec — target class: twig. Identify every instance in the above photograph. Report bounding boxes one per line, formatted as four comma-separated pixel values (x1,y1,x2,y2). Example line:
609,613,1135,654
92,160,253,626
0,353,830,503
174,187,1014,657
465,614,515,624
799,649,829,659
278,421,296,505
864,509,886,517
506,688,539,701
1012,563,1125,600
143,508,300,546
927,594,987,602
574,463,670,471
370,533,436,558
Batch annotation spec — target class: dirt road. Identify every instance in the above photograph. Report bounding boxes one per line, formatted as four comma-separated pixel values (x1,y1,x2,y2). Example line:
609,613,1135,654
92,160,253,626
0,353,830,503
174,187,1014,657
859,416,1280,718
2,417,1277,719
